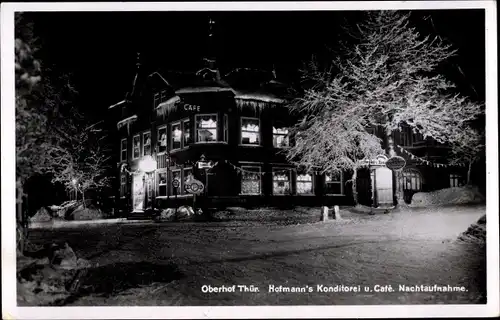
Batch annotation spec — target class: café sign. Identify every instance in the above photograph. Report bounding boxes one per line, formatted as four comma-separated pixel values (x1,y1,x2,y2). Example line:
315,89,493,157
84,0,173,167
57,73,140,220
183,104,201,112
385,156,406,171
358,154,388,166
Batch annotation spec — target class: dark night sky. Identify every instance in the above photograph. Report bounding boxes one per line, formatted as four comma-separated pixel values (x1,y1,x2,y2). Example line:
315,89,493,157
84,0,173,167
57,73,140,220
23,9,485,119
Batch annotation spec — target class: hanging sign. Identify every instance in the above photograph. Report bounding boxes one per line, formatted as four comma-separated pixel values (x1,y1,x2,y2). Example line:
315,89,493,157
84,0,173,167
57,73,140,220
358,154,388,166
386,156,406,171
184,177,205,195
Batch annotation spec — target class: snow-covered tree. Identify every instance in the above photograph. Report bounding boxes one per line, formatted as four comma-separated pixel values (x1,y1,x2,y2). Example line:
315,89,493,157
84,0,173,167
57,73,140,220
448,128,485,185
50,119,113,207
286,10,483,205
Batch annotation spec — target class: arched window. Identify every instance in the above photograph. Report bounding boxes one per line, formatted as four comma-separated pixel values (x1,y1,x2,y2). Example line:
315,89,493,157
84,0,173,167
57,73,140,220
400,169,422,191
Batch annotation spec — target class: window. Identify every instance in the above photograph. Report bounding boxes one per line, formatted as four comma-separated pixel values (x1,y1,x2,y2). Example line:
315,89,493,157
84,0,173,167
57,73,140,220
240,166,261,195
273,168,292,195
325,172,343,195
171,123,182,150
120,173,127,197
224,114,228,143
196,114,218,142
132,135,140,159
449,173,464,188
400,127,411,146
157,126,167,153
153,90,169,108
273,126,289,148
171,170,181,195
120,139,127,162
153,93,160,109
142,132,151,156
297,172,314,195
241,117,260,145
182,119,192,147
412,132,424,145
400,169,422,191
157,171,168,197
183,168,193,194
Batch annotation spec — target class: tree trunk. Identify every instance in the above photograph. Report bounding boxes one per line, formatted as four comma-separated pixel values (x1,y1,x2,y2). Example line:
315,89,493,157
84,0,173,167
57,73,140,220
16,178,26,253
351,167,358,206
467,161,473,185
82,190,86,208
385,126,405,208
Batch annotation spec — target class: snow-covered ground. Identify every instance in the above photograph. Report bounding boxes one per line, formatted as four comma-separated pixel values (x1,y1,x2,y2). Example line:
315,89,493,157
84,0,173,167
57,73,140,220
21,204,486,306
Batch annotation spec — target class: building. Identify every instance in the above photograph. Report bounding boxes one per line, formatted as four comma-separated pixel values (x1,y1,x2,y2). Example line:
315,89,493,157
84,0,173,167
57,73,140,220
108,22,468,217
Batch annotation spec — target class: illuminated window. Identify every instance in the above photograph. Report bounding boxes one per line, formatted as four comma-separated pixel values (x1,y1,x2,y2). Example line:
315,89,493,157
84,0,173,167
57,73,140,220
132,135,140,159
120,139,127,162
297,172,314,195
171,123,181,150
241,166,261,195
449,173,464,187
182,119,191,146
157,126,167,153
157,171,167,197
241,117,260,145
325,172,343,195
273,126,289,148
273,168,292,195
196,114,218,142
400,169,422,191
142,132,151,156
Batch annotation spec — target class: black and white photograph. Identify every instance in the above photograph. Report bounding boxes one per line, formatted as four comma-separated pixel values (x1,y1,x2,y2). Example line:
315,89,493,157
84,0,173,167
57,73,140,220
1,1,498,319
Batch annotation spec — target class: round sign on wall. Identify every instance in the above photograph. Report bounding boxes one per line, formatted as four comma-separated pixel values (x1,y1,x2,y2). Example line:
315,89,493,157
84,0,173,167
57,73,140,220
184,178,205,195
386,156,406,171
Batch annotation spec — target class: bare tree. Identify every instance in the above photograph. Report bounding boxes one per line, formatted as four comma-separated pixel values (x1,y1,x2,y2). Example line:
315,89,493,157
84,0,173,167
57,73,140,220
448,128,485,185
287,11,483,206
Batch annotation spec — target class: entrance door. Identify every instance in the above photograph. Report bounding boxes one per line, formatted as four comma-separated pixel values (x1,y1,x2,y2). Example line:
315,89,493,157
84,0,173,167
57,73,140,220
374,167,394,207
132,173,145,212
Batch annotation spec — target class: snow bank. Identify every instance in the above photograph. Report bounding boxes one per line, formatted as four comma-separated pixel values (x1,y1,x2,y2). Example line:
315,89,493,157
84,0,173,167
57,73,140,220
30,207,52,222
410,186,485,207
458,214,486,244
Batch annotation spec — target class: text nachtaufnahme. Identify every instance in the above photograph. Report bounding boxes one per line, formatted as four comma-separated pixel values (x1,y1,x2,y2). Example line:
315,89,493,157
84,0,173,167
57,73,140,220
267,284,468,293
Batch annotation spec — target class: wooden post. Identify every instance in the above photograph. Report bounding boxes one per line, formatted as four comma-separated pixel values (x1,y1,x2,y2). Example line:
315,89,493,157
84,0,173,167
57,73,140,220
333,205,341,220
321,206,329,222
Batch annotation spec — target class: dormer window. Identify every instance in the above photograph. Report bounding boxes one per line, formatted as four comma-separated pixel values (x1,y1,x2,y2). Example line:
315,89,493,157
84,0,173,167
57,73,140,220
153,90,170,108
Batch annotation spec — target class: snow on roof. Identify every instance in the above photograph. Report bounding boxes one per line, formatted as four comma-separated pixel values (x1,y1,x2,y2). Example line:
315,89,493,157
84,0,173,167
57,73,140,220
156,95,181,109
108,100,127,109
233,91,285,104
175,87,234,94
117,114,138,129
